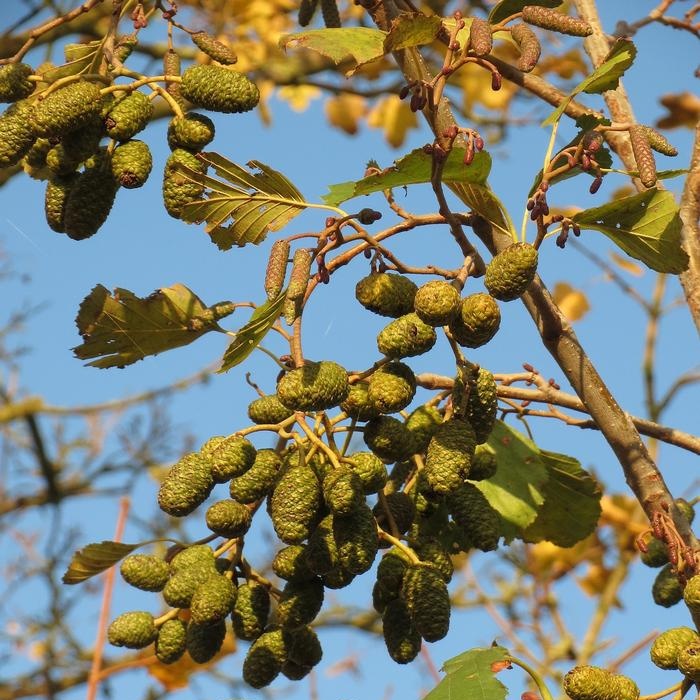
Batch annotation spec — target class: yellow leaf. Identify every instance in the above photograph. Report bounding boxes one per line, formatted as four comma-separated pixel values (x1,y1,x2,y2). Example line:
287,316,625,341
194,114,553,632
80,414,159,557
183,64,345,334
657,91,700,130
552,282,590,322
256,79,275,126
277,85,321,112
610,251,644,277
536,49,587,80
325,94,367,135
459,61,517,112
367,94,418,148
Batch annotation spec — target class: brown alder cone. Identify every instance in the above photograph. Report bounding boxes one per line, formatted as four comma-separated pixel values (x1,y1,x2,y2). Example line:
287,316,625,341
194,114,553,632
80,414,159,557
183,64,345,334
163,49,185,108
321,0,341,28
298,0,319,26
265,239,290,300
468,19,493,56
521,6,592,37
629,124,657,188
511,24,541,72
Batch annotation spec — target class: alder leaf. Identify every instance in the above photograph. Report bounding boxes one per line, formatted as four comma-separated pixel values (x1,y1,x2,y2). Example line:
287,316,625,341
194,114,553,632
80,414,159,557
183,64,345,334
523,451,602,547
449,182,516,238
178,153,309,250
572,189,689,273
279,28,386,75
383,12,443,52
489,0,562,24
73,284,228,369
323,147,491,206
41,40,102,81
427,646,510,700
552,282,590,322
543,39,636,126
477,421,549,541
218,292,286,373
62,541,140,584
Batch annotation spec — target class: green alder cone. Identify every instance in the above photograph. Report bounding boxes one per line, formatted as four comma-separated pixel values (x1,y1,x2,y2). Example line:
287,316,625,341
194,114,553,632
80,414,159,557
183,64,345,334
484,242,538,301
158,452,214,517
373,550,408,613
277,360,349,412
104,91,153,141
683,574,700,612
107,611,157,649
382,599,421,664
652,564,683,607
385,461,412,495
377,312,437,359
46,118,104,175
170,544,216,572
231,582,270,640
181,65,260,113
186,619,227,663
229,448,281,503
32,80,103,138
201,435,257,483
272,545,316,582
162,147,206,218
345,451,387,494
248,394,294,424
455,366,498,444
44,173,79,233
373,492,416,536
469,444,498,481
0,101,37,168
677,641,700,683
413,280,461,326
334,503,379,574
424,418,476,495
405,405,442,453
190,575,237,625
563,665,640,700
401,564,450,642
322,564,355,589
242,630,287,688
363,415,417,462
651,627,700,670
305,515,339,575
340,381,381,421
355,272,418,318
322,465,364,516
367,361,416,414
190,31,238,65
270,465,322,543
205,499,252,538
281,660,313,681
277,577,325,629
155,618,188,664
410,537,453,582
451,293,501,348
448,482,501,551
0,63,34,102
162,566,219,608
640,536,668,567
62,154,119,240
283,625,323,673
110,139,152,188
22,138,52,180
119,554,170,592
167,112,215,151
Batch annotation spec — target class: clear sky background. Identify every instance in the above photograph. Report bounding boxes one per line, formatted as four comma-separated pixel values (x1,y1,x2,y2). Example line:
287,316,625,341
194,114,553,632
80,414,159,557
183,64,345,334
0,2,698,700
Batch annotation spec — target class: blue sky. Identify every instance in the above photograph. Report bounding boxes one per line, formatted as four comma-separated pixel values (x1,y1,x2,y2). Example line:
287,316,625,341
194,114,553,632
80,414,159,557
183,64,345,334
0,2,698,700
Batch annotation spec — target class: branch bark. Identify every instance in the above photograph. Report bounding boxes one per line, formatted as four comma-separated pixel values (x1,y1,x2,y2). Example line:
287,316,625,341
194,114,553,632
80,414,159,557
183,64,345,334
366,0,698,553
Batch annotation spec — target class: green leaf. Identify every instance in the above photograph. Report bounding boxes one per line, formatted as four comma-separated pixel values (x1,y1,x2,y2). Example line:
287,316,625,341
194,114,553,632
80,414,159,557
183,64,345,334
572,189,689,273
427,647,510,700
62,541,140,584
178,154,309,250
384,13,443,52
543,39,636,126
323,148,491,206
477,421,549,541
73,283,226,369
218,292,286,373
279,28,386,75
489,0,562,24
41,40,103,81
449,182,516,237
522,451,602,546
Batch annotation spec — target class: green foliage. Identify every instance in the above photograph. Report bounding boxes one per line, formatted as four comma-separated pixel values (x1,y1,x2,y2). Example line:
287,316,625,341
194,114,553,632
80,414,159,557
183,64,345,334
427,646,510,700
